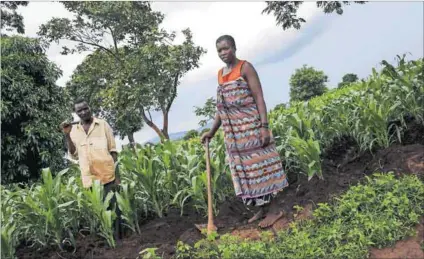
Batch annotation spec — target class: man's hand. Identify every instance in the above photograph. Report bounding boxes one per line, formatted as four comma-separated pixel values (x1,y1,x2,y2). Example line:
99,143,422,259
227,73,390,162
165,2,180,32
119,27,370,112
260,128,271,147
115,176,121,185
60,121,72,135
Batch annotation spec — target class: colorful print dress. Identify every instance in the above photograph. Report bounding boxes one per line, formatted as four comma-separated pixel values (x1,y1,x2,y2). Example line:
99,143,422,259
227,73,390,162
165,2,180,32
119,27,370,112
217,60,289,206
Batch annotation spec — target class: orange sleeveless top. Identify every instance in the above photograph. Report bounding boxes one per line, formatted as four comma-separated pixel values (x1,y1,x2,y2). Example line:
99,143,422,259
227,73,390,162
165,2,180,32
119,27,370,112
218,60,246,85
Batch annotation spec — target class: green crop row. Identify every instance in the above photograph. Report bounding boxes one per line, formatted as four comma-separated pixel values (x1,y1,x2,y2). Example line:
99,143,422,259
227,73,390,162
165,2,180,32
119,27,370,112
172,173,424,259
270,55,423,180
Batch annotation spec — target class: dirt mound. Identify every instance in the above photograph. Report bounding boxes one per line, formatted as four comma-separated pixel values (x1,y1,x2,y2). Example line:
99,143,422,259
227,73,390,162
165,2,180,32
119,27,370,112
366,144,424,177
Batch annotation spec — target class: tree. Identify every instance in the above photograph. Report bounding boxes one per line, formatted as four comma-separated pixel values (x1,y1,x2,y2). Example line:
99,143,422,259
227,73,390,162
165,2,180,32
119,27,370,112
262,1,366,30
338,73,359,88
131,29,206,140
273,103,287,112
66,49,143,144
39,2,206,141
183,129,199,141
194,97,217,127
289,65,328,102
1,1,28,34
1,36,70,183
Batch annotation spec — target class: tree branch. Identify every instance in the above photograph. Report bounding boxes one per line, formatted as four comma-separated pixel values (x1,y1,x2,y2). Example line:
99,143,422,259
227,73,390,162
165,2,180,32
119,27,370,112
147,109,153,122
141,106,165,140
72,33,122,64
165,71,180,112
108,26,119,54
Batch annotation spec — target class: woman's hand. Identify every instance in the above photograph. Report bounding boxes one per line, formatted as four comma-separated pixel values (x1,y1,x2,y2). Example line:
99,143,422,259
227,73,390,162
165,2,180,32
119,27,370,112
260,128,271,147
201,131,214,144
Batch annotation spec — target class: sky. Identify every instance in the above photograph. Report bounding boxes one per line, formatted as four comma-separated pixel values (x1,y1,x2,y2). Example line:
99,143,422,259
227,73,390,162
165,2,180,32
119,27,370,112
18,1,424,149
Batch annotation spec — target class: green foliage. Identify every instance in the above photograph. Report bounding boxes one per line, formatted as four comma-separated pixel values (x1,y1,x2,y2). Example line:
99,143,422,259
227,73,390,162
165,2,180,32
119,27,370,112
115,182,143,234
272,103,287,113
66,49,144,139
38,1,166,56
338,73,359,88
194,97,217,127
175,173,424,259
184,130,199,141
289,65,329,102
271,55,423,181
39,1,207,141
82,181,117,248
1,36,70,183
0,1,28,34
263,1,366,30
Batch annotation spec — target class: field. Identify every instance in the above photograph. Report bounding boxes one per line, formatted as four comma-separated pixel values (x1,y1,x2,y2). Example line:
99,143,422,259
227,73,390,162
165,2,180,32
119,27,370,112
2,55,424,259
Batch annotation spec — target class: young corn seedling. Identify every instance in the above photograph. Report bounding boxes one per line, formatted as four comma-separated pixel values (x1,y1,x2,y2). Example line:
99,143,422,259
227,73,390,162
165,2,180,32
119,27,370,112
120,147,170,218
19,168,76,250
1,187,23,259
115,181,142,234
82,180,116,248
288,129,323,181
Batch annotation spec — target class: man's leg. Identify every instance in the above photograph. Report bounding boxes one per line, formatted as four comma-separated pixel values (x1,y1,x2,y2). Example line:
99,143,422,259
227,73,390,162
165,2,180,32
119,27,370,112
103,180,123,240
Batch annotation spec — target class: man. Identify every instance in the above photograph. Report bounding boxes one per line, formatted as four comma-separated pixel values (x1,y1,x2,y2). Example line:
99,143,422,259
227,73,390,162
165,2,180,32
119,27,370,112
60,98,122,239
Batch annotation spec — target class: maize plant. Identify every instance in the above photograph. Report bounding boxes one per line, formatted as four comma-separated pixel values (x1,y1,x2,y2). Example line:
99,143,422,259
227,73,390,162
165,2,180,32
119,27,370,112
116,181,144,234
82,180,116,248
120,147,170,218
1,186,23,259
19,168,76,250
288,129,323,181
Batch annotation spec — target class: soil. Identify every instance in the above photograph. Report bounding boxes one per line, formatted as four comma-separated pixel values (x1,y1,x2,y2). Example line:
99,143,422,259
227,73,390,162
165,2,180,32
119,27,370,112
16,121,424,259
369,218,424,259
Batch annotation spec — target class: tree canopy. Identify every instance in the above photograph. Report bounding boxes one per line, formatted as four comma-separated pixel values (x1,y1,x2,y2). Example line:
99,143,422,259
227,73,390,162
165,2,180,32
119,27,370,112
338,73,359,88
262,1,366,30
1,1,28,34
194,97,217,127
39,1,206,142
289,65,329,102
1,36,70,183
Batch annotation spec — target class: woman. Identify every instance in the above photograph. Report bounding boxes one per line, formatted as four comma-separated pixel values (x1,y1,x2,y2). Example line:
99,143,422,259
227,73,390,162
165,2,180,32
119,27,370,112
201,35,289,228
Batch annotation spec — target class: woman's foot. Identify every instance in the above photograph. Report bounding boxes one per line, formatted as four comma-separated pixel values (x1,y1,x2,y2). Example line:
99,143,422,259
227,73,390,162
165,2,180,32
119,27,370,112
258,210,284,228
247,208,264,224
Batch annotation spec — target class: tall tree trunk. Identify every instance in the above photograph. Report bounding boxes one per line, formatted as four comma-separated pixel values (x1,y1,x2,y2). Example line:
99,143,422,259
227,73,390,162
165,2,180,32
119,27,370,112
162,110,170,140
127,132,136,149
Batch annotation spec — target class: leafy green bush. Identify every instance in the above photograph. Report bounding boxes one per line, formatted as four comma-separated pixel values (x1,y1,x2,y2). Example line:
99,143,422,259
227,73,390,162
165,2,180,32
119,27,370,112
183,129,199,141
175,173,424,259
1,36,70,183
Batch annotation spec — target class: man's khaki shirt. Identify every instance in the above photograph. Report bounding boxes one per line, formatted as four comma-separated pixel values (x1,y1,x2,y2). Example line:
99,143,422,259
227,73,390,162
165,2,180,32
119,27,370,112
69,117,117,188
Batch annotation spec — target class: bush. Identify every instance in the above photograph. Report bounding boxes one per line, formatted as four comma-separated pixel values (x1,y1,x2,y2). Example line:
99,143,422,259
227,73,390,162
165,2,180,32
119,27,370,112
1,36,70,183
183,129,199,140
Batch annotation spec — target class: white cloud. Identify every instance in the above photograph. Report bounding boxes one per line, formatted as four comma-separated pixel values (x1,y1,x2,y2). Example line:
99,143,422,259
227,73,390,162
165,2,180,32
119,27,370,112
153,2,321,85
